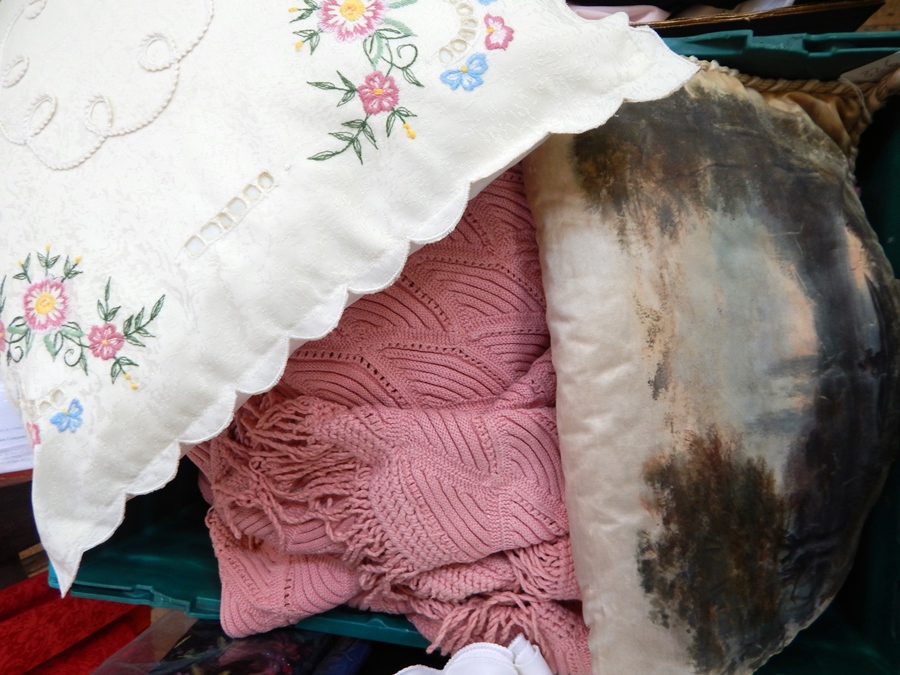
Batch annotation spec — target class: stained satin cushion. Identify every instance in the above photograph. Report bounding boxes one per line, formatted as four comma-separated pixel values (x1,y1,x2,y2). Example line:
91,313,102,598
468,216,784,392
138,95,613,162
523,65,900,675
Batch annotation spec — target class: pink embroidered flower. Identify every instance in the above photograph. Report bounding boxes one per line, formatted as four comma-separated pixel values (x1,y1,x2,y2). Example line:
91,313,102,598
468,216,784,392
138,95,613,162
0,320,5,353
23,278,69,331
319,0,385,42
88,323,125,360
358,71,399,114
484,14,514,50
26,422,40,447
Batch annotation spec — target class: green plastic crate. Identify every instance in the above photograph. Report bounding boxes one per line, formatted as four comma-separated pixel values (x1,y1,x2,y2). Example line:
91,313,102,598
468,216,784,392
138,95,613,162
51,31,900,672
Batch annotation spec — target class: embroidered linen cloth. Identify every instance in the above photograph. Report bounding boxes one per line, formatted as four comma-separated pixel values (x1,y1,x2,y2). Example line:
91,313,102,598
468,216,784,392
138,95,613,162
0,0,696,590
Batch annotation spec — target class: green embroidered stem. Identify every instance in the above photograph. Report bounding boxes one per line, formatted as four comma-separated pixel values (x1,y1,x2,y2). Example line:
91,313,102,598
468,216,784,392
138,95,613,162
294,28,321,53
62,256,83,281
13,254,32,284
37,248,59,276
290,0,319,22
111,355,138,384
122,295,166,348
385,106,416,137
97,278,121,323
6,316,31,364
308,71,358,107
310,114,375,164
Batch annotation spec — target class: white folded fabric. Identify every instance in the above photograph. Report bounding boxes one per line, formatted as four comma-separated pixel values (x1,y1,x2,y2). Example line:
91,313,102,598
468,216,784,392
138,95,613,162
396,636,553,675
0,0,695,592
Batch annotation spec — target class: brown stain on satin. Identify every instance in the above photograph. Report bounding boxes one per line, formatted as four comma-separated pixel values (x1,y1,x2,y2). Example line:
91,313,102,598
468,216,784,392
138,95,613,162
637,429,789,674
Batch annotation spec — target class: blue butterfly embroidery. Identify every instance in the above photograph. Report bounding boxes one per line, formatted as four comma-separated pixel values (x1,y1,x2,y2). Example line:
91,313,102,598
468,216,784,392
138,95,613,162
440,53,488,92
51,399,83,433
477,0,498,4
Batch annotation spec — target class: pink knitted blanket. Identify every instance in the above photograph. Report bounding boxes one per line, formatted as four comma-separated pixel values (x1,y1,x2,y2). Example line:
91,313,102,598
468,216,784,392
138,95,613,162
189,167,591,675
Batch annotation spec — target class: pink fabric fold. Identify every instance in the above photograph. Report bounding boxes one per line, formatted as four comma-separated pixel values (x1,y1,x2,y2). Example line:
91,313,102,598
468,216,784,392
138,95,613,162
190,167,591,674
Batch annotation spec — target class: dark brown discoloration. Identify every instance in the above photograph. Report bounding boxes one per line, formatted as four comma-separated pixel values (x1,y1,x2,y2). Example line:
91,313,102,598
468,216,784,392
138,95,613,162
572,77,846,255
649,354,670,401
637,429,789,674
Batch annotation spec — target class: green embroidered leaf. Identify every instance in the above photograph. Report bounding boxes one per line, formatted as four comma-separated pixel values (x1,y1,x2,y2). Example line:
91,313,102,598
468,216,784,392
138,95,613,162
64,257,82,279
294,28,317,39
104,278,111,302
24,329,33,356
13,273,27,281
134,327,154,338
402,67,423,87
388,0,417,8
382,18,415,38
123,316,134,336
308,80,338,90
107,306,120,321
125,334,146,348
76,352,87,374
394,107,416,117
338,89,356,107
342,120,365,129
364,33,384,68
352,138,363,164
361,122,377,148
330,131,356,142
377,28,412,44
309,150,340,161
291,0,318,19
47,255,60,269
59,322,84,339
44,333,63,359
19,254,32,283
8,317,28,334
338,71,357,91
386,111,397,137
150,295,165,321
50,332,66,361
309,31,321,54
134,308,146,329
37,252,47,268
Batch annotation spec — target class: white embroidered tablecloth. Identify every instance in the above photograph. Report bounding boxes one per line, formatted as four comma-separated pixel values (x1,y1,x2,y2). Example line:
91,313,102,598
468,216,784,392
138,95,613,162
0,0,696,591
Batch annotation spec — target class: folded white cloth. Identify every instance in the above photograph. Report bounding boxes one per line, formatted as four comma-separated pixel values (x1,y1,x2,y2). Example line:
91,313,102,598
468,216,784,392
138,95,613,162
396,636,553,675
0,0,695,592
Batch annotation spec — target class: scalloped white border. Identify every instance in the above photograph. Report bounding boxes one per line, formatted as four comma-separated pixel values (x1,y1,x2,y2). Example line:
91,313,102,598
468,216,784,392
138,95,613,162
45,19,698,594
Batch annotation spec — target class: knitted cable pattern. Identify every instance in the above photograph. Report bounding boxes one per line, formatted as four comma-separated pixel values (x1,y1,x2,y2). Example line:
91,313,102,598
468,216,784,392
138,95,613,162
189,166,591,675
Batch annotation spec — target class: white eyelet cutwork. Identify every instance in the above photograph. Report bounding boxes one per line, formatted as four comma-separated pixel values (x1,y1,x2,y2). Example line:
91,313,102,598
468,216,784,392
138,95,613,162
183,172,278,258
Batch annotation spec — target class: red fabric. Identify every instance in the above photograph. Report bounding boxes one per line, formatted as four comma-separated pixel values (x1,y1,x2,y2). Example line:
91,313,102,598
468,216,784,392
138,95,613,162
25,606,151,675
0,572,150,675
